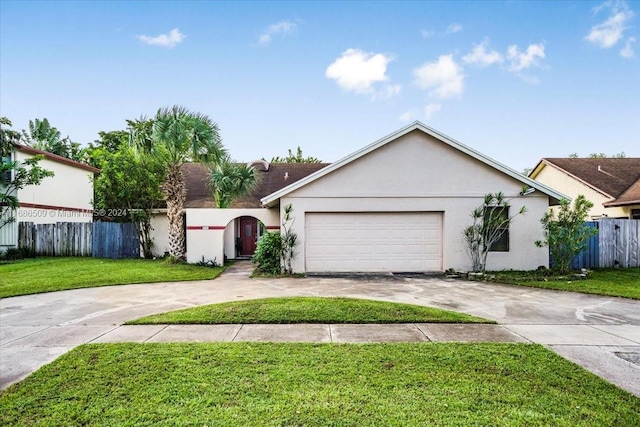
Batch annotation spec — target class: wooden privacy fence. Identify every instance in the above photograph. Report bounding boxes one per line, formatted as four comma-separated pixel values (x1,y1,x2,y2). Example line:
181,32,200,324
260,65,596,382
599,219,640,268
19,222,92,256
92,221,140,259
568,219,640,269
18,221,140,259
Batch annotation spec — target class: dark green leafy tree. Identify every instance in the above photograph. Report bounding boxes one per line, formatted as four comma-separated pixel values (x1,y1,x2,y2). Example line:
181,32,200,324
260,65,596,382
251,231,282,275
1,117,22,150
535,195,597,274
130,106,226,260
463,192,526,273
251,203,299,275
1,117,55,231
21,118,88,163
209,157,257,208
269,146,321,163
84,130,129,167
569,152,627,158
93,143,165,258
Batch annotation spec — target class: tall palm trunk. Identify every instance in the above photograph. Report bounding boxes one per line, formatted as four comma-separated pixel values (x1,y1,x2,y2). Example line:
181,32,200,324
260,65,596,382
164,164,187,259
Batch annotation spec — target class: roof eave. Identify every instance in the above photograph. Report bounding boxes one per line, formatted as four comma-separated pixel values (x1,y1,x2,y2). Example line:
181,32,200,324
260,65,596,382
14,144,100,173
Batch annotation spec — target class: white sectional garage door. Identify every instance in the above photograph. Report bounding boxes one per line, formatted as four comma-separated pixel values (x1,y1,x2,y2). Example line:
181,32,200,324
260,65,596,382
305,212,442,273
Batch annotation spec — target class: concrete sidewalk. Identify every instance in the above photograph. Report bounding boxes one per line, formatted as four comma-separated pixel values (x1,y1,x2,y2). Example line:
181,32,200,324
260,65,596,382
89,323,528,344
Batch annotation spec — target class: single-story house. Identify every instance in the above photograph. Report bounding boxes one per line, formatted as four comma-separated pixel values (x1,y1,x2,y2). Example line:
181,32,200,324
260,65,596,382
182,122,565,273
0,144,98,250
529,158,640,219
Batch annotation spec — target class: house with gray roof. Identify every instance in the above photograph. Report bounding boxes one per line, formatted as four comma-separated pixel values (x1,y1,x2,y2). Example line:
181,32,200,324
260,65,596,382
529,158,640,219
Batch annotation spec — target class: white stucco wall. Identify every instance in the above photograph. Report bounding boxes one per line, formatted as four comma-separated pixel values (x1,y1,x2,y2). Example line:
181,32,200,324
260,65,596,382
149,212,170,257
185,208,279,265
532,164,627,219
281,130,550,273
15,150,95,224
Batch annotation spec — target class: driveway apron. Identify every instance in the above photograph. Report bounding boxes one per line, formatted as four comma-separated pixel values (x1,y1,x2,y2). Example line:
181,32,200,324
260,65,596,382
1,261,639,396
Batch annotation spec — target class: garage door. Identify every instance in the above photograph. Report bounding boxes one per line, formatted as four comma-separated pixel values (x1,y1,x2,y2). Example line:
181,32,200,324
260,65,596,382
305,212,442,273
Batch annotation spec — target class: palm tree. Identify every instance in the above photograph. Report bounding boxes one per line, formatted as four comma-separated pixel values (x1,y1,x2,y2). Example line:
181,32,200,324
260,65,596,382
130,106,226,259
209,157,258,208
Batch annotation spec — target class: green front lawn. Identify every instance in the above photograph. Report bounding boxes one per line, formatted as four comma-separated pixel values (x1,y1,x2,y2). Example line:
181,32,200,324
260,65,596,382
0,257,225,298
128,297,492,324
1,343,638,426
490,268,640,300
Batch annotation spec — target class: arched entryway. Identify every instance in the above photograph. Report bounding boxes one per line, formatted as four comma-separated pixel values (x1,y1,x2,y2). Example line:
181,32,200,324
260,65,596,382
223,215,267,261
235,216,265,258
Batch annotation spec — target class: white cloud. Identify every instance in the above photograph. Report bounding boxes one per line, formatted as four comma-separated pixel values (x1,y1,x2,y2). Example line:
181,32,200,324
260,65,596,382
373,84,402,100
399,110,417,122
259,20,297,45
421,29,435,38
424,103,442,120
462,39,504,67
413,55,464,99
445,23,463,34
326,48,394,93
620,36,636,57
506,43,545,72
137,28,185,48
585,0,634,48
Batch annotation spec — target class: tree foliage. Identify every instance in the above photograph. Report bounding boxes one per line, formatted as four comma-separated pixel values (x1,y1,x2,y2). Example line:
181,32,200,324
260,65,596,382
92,143,165,258
569,152,627,158
1,118,55,231
251,231,282,275
209,157,257,208
463,192,526,273
269,147,321,163
21,118,88,163
1,117,22,151
251,204,299,275
130,106,226,260
535,195,597,274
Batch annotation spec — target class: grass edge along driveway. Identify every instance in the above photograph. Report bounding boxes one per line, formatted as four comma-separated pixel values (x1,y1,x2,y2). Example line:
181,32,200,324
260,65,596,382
0,342,638,426
490,268,640,300
128,297,493,324
0,257,225,298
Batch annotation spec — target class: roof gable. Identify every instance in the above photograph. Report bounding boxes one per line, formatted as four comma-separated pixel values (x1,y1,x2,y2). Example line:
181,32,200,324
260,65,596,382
261,121,566,206
532,158,640,199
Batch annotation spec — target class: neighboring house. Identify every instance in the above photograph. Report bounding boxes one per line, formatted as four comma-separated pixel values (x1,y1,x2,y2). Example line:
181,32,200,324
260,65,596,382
529,158,640,219
0,144,98,250
184,122,565,273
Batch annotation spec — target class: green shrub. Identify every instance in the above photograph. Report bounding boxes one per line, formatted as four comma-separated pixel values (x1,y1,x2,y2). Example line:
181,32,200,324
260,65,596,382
0,247,36,261
252,231,282,275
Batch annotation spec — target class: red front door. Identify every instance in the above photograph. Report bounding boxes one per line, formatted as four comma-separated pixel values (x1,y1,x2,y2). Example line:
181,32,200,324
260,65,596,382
238,217,258,256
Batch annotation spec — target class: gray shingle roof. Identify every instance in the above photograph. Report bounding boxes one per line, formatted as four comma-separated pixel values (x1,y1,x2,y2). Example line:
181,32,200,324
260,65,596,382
182,162,329,208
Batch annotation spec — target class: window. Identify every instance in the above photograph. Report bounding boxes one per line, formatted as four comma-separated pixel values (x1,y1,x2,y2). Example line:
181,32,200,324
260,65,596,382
1,154,12,184
632,209,640,220
486,206,509,252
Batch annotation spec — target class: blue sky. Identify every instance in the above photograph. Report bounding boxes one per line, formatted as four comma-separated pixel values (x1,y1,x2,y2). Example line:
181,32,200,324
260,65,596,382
1,0,638,172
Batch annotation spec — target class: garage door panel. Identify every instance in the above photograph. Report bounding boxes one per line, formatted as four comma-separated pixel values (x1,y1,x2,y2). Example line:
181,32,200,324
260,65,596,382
305,212,442,273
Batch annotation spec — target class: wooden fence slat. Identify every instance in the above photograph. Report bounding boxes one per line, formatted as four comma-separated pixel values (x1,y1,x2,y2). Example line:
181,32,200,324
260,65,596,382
18,222,93,257
91,222,140,259
598,219,640,268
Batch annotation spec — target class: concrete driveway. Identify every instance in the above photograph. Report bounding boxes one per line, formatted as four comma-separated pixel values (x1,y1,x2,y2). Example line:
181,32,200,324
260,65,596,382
2,262,639,396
